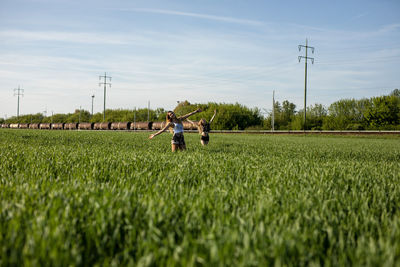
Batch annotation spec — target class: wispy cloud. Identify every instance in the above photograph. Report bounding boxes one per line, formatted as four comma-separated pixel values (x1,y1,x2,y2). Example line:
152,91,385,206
114,7,264,26
0,30,128,44
351,12,369,21
378,23,400,34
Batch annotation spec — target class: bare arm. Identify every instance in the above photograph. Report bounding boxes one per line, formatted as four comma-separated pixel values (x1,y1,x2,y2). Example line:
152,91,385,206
186,119,202,134
209,109,217,124
149,122,172,139
179,108,202,121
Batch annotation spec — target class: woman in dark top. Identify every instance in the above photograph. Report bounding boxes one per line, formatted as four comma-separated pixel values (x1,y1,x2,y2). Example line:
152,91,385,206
187,109,216,146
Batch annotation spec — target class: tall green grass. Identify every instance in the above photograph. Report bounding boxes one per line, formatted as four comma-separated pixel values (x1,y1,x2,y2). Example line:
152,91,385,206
1,129,399,266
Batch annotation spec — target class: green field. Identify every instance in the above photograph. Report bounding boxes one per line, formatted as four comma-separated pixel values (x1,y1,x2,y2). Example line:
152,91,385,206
1,129,400,266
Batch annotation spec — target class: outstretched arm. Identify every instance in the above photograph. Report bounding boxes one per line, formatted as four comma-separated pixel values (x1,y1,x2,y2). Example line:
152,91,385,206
179,108,202,121
187,118,202,134
209,109,217,124
149,122,172,139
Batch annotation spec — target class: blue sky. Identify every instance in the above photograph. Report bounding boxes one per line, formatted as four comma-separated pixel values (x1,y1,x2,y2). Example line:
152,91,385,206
1,0,399,118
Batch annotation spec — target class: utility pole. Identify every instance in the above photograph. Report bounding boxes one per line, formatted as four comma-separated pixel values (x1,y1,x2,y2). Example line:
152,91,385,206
272,90,275,132
298,38,315,131
134,107,136,131
99,72,112,122
13,86,24,121
91,94,95,117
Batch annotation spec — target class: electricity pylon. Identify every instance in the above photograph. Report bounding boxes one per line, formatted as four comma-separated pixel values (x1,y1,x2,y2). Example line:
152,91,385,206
99,73,112,122
13,86,24,120
298,39,315,131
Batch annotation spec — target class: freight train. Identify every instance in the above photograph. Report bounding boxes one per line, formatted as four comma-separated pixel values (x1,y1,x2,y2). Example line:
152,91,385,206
0,121,198,131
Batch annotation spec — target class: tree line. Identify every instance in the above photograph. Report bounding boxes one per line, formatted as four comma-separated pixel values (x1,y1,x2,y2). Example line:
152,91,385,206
2,89,399,130
265,89,400,130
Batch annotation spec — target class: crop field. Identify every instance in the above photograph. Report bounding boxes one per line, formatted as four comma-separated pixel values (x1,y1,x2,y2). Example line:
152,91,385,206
1,129,400,266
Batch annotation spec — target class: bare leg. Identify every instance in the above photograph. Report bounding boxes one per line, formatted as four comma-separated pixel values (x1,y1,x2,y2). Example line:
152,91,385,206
172,144,179,152
201,140,209,146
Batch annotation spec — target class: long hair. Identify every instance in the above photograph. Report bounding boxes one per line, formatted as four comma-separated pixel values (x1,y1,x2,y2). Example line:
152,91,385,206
198,118,206,131
198,118,207,126
166,111,183,123
166,111,174,123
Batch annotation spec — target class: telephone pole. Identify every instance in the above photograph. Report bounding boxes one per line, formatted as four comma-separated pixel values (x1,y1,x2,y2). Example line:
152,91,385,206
99,72,112,122
13,86,24,120
272,90,275,132
91,94,95,117
134,107,136,131
298,38,315,131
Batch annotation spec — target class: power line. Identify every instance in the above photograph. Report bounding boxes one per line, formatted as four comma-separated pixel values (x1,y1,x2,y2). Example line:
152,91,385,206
13,85,24,120
99,72,112,122
298,38,315,131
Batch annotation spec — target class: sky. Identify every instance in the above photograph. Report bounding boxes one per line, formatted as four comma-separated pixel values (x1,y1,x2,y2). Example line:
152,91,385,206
0,0,399,118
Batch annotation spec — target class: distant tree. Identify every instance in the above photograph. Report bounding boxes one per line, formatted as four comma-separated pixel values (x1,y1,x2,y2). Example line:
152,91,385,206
64,109,91,123
264,100,297,130
280,100,296,129
50,113,69,123
289,104,326,130
154,108,167,121
391,89,400,97
282,100,296,122
87,108,164,123
5,113,45,124
173,101,262,130
322,99,368,130
307,104,327,130
364,95,400,128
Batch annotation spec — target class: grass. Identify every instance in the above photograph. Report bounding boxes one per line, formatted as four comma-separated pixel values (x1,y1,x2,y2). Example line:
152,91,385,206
1,129,400,266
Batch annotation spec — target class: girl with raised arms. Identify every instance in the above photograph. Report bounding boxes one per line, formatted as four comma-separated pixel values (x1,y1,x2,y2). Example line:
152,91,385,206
149,108,202,152
187,109,216,146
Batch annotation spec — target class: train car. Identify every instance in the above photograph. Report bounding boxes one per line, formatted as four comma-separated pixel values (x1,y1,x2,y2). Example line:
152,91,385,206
65,123,78,130
151,121,165,130
130,121,152,130
39,123,52,129
19,123,30,129
1,124,10,128
51,123,65,130
29,123,40,129
183,121,198,130
111,122,132,130
94,122,111,130
78,122,94,130
10,123,19,129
